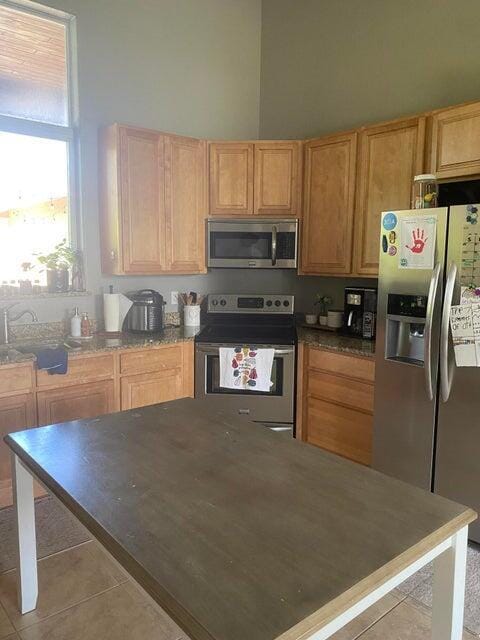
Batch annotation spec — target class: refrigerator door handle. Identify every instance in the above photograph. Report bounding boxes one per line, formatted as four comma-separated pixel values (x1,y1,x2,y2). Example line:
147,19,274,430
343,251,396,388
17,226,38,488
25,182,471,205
424,262,442,401
440,261,457,403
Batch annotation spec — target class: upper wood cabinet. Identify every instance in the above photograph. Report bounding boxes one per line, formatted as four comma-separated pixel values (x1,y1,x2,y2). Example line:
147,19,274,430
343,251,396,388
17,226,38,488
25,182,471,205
209,142,254,215
254,142,302,216
209,141,301,217
429,102,480,179
301,132,357,274
164,134,207,273
99,124,206,275
354,117,425,276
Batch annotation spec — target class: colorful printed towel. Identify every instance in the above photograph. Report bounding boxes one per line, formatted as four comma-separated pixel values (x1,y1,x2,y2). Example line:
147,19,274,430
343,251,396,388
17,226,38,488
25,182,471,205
219,346,275,392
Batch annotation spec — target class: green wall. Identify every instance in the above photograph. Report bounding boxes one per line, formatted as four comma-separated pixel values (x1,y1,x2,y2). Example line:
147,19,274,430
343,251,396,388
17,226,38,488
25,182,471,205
260,0,480,139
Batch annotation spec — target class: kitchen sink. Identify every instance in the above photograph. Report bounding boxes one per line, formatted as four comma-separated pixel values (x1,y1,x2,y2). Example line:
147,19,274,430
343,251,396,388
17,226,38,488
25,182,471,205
14,339,83,355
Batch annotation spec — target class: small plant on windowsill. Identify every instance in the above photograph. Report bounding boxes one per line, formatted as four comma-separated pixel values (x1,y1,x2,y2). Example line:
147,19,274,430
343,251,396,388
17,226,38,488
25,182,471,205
315,294,333,326
36,240,76,293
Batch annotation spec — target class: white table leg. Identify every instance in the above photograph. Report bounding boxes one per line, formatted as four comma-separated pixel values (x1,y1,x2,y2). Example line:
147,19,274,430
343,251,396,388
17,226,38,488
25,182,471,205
12,453,38,614
431,526,468,640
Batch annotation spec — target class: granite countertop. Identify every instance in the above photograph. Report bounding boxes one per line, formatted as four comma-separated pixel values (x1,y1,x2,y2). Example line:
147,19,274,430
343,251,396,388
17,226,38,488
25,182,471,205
0,325,200,367
297,326,376,358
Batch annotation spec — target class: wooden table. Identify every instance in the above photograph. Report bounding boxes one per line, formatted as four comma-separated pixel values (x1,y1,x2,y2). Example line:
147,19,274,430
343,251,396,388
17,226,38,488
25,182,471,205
4,398,476,640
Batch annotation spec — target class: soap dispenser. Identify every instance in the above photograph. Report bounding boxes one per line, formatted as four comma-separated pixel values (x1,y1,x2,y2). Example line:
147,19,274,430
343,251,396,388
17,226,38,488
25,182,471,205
70,307,81,338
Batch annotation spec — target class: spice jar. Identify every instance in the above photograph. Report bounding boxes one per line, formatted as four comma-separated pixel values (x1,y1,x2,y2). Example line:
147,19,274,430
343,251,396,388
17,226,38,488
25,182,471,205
412,174,438,209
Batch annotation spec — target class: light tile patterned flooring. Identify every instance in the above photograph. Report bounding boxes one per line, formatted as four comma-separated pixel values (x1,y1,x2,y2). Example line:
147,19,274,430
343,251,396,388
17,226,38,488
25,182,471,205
0,540,476,640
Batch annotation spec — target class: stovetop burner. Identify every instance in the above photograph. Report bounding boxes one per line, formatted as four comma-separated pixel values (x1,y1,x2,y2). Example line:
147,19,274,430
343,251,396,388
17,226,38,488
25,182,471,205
195,293,297,346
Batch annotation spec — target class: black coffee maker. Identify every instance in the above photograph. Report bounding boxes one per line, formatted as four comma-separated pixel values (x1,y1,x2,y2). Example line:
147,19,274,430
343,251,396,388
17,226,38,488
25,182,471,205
343,287,377,340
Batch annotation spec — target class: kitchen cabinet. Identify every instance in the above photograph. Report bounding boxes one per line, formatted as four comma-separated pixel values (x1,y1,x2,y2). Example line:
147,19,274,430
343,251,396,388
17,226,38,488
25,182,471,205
300,132,357,274
119,343,192,409
297,345,375,465
209,141,301,217
429,101,480,179
209,142,254,215
121,369,184,410
0,342,194,507
353,116,425,276
37,380,115,426
254,141,302,216
164,134,207,272
99,124,206,275
0,392,36,501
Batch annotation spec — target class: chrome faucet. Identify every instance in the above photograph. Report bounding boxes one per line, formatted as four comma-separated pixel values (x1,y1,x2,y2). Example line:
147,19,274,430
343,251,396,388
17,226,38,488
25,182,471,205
0,304,39,345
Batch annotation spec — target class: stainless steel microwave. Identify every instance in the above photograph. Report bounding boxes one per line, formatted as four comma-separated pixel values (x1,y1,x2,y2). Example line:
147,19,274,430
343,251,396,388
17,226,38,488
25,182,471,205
207,219,298,269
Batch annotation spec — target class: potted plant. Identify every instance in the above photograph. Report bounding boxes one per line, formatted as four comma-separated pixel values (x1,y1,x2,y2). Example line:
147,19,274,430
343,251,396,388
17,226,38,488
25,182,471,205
19,262,34,294
36,240,76,293
315,294,333,326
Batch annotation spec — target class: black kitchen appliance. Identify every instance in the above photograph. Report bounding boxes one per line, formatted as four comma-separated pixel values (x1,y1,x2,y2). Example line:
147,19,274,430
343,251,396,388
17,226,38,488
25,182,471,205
343,287,377,340
123,289,165,333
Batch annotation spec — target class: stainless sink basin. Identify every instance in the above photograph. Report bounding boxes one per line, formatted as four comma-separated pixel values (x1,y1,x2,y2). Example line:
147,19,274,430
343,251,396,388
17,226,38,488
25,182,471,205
14,339,83,355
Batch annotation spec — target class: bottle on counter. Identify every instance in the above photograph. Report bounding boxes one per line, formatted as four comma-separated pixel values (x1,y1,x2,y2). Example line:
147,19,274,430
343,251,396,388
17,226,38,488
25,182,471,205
80,312,92,337
70,307,82,337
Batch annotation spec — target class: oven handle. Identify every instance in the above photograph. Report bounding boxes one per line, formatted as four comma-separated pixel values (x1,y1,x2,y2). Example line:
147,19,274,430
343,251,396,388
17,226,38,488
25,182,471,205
271,225,277,266
195,345,294,356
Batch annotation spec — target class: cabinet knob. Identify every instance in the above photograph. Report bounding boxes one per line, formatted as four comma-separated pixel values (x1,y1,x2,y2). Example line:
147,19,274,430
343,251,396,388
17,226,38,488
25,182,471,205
110,250,116,261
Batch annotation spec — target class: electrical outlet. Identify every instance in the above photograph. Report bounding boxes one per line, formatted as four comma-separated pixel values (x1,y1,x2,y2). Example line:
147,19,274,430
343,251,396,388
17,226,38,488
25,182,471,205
170,291,179,305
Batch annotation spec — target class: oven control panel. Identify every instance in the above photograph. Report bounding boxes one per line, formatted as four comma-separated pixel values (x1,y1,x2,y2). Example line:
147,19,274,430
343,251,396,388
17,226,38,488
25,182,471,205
208,294,294,314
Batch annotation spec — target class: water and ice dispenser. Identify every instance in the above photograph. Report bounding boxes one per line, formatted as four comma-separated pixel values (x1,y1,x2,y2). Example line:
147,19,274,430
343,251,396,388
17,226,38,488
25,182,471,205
385,294,428,366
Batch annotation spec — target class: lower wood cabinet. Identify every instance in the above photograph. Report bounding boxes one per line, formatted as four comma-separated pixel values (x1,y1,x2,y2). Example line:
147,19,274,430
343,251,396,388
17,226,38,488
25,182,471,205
121,368,184,410
0,393,36,499
0,341,194,507
297,344,375,466
37,380,116,426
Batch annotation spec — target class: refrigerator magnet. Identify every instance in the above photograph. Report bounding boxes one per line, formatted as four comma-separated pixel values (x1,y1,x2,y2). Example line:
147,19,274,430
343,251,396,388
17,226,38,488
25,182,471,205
383,212,397,231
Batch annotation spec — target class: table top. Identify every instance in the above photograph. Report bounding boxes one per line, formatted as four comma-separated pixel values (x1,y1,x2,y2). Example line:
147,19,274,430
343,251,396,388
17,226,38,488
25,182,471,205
5,399,476,640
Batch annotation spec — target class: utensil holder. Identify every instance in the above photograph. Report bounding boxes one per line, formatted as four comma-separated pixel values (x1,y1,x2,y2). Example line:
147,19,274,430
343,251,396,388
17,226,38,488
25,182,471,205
184,304,201,327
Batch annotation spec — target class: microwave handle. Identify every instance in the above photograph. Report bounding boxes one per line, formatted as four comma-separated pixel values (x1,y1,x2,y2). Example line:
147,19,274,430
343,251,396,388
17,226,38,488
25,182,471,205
271,225,277,266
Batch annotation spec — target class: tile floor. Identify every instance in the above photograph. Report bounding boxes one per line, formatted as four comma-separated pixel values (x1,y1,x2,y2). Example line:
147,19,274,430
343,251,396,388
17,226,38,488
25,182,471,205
0,540,476,640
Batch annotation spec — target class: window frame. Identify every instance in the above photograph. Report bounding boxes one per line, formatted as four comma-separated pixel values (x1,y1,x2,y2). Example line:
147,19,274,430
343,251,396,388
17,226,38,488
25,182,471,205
0,0,80,250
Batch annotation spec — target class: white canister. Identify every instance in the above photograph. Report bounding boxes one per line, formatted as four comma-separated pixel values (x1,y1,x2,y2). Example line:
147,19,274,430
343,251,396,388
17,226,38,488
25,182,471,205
327,309,343,329
184,304,201,327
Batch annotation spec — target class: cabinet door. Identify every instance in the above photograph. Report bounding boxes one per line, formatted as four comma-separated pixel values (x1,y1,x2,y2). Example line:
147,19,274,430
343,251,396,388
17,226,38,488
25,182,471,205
37,380,115,426
0,393,36,489
119,126,166,273
254,142,301,216
354,117,425,276
165,135,207,273
429,101,480,178
121,368,184,410
301,133,357,274
209,143,254,215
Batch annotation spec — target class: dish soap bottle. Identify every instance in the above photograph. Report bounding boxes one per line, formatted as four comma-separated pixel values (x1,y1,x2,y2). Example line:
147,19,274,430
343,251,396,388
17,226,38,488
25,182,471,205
70,307,81,338
81,312,92,337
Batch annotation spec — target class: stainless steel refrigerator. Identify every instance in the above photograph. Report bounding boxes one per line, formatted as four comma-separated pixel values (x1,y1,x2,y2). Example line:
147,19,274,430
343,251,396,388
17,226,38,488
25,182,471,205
372,204,480,543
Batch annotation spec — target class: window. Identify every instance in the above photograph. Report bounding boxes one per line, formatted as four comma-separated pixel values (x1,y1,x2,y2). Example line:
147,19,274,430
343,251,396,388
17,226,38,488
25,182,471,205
0,1,77,290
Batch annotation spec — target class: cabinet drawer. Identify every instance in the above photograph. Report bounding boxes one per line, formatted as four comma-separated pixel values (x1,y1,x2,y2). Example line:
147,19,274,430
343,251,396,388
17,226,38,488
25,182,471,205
306,397,372,466
0,363,34,396
36,353,115,389
121,368,184,410
308,370,374,412
308,348,375,383
120,344,183,375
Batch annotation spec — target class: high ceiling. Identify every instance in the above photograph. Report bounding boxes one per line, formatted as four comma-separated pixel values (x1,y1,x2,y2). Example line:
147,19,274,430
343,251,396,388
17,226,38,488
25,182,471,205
0,4,66,90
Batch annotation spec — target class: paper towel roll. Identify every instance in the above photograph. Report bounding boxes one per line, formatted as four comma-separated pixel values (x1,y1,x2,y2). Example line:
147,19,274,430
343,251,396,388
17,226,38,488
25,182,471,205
103,293,133,332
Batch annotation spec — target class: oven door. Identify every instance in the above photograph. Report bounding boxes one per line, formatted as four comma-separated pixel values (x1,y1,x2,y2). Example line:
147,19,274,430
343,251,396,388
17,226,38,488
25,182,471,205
207,220,298,268
195,343,295,425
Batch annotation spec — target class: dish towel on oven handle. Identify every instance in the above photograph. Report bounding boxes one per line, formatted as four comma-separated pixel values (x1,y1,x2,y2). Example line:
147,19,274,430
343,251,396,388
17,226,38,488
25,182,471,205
219,346,275,392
